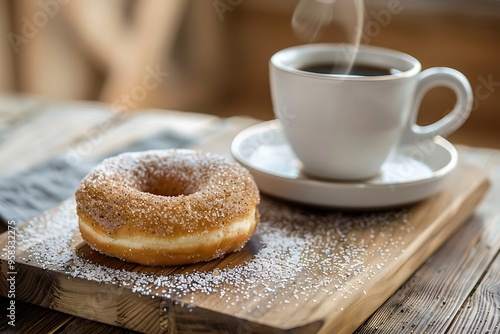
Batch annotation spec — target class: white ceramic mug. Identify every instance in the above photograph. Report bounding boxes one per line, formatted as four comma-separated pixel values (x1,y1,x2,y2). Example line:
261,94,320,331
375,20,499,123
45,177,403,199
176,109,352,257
270,44,472,180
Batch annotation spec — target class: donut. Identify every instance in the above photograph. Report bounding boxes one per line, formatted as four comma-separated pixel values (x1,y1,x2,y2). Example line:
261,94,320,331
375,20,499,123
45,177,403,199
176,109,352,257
75,149,260,266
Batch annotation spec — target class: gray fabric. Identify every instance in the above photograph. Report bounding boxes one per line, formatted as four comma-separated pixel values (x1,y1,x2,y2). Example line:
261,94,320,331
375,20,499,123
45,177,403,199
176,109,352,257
0,131,194,225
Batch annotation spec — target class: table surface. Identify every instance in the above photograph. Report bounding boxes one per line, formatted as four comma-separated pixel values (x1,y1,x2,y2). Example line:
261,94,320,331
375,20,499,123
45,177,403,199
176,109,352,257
0,94,499,334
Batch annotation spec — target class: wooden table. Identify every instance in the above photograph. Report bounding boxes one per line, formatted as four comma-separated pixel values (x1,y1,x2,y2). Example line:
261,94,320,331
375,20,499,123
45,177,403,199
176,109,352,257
0,94,499,333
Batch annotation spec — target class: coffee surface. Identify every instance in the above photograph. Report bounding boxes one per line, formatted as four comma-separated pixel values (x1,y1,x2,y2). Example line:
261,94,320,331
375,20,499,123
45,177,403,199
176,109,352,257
299,62,395,76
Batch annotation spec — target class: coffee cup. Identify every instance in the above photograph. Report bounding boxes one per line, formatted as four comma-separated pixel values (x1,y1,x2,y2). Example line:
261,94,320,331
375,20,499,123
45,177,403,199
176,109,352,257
270,44,472,180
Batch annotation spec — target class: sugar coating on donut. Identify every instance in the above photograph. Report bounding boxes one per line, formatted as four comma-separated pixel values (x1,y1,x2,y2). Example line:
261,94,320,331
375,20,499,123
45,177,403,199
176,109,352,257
75,149,260,265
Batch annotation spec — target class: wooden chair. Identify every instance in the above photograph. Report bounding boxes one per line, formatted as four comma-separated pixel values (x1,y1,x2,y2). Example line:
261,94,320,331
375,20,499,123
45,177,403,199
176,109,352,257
8,0,226,112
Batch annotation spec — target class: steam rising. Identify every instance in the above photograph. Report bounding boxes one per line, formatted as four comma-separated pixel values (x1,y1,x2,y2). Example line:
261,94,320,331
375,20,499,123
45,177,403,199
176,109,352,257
292,0,365,74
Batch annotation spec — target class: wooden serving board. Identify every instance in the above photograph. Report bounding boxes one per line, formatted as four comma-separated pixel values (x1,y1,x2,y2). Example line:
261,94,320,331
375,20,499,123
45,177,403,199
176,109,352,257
0,163,489,334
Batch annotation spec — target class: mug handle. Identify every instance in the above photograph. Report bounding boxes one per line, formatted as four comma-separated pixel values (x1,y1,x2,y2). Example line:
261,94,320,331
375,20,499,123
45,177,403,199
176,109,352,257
401,67,473,145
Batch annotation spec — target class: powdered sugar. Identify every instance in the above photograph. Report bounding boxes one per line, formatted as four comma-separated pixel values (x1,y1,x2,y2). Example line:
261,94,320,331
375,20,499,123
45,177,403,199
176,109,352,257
8,196,413,323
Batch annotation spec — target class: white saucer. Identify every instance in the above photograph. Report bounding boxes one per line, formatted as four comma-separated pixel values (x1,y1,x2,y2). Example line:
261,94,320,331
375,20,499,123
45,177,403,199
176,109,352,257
231,120,458,209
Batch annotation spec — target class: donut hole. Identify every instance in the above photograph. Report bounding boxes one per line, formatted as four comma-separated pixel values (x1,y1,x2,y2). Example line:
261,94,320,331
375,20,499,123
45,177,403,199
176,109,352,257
140,175,196,197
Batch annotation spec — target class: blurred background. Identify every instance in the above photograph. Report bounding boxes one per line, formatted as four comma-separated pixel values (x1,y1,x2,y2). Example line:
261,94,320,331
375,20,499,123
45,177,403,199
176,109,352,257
1,0,499,148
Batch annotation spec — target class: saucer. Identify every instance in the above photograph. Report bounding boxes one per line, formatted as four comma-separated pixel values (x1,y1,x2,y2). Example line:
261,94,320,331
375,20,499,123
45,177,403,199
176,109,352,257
231,120,458,209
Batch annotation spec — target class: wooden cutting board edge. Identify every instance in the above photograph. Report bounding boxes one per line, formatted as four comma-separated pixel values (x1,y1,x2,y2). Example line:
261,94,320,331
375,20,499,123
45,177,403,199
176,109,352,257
316,167,491,334
0,260,324,333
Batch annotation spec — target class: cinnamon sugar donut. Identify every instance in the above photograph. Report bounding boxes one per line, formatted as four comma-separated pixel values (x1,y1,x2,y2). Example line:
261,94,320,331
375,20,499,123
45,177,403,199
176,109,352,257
75,149,260,266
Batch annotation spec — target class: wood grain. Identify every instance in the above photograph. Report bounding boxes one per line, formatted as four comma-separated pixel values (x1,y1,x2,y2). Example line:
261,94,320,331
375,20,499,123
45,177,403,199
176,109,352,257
355,209,500,333
0,101,115,174
0,297,72,333
447,252,500,334
322,164,491,334
0,93,45,145
0,104,250,176
355,146,500,333
0,163,489,333
0,297,136,334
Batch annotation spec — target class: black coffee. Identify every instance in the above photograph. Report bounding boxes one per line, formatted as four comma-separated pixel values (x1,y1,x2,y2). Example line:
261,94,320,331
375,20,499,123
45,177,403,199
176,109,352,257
299,62,396,76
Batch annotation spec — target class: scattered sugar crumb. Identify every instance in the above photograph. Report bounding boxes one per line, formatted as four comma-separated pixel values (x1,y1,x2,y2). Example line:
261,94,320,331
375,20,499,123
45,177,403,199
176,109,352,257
4,196,413,321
